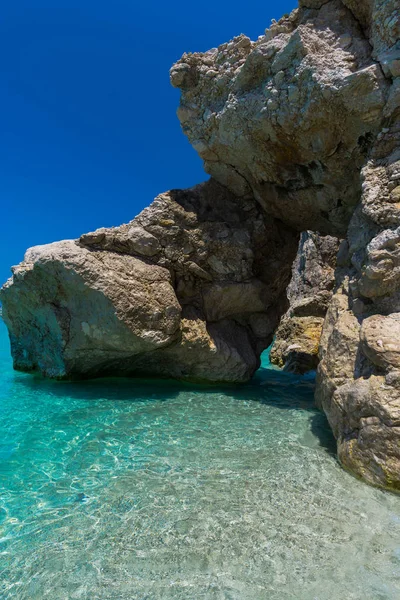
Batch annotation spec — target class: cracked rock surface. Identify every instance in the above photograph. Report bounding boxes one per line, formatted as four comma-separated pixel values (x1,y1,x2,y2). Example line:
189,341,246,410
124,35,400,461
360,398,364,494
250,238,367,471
1,180,297,382
170,0,389,234
270,231,339,373
170,0,400,490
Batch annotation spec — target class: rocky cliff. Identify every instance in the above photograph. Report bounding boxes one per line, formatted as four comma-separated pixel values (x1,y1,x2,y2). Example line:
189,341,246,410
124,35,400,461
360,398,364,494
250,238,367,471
170,0,390,235
1,0,399,490
316,117,400,491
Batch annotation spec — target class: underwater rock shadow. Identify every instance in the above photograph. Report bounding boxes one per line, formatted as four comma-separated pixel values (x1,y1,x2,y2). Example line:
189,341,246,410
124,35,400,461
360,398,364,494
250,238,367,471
12,363,316,405
11,371,183,403
12,366,336,456
255,367,337,457
309,411,337,458
12,361,337,459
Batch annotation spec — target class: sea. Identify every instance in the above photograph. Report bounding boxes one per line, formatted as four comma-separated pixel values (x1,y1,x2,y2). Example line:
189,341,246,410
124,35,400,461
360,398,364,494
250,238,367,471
0,318,399,599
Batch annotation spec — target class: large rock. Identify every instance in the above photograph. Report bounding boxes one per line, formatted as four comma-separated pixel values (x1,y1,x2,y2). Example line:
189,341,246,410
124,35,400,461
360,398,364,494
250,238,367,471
170,0,389,234
316,28,400,486
1,240,181,378
317,123,400,490
360,314,400,370
317,286,400,490
170,0,400,490
0,179,298,382
270,231,340,373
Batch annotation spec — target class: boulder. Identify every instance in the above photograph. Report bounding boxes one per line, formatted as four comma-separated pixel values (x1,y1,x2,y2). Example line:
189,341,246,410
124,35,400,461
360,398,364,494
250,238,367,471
0,180,298,382
360,314,400,370
0,240,181,378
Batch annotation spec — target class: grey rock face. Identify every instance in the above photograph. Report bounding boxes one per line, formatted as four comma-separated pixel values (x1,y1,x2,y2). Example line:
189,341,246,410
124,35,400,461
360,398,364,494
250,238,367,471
1,180,298,382
270,232,340,373
1,240,181,379
315,9,400,486
171,0,389,235
170,0,400,490
360,314,400,370
317,122,400,491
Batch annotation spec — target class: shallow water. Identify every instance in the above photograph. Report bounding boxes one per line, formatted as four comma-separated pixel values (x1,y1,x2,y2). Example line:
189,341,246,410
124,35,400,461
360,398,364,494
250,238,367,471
0,320,399,599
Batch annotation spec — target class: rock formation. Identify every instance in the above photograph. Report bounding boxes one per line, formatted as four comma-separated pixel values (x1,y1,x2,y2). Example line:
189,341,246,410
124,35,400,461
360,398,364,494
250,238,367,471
1,0,399,489
0,180,297,382
170,0,389,235
170,0,400,491
316,117,400,491
270,232,340,373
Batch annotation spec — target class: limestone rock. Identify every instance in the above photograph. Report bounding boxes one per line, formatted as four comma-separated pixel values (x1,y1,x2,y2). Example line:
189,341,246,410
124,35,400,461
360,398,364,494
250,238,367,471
359,227,400,298
171,0,389,234
325,373,400,491
0,240,181,378
317,89,400,490
360,314,400,370
170,0,400,489
270,316,324,373
0,179,298,382
270,232,340,373
1,0,400,491
317,294,400,490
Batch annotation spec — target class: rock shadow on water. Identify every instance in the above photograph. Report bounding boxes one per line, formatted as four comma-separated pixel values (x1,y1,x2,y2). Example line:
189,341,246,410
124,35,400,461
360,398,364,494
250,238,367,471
255,363,337,457
13,370,183,403
13,350,337,459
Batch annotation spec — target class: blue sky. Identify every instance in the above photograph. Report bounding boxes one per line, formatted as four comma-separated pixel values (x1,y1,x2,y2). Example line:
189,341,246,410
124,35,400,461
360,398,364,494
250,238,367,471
0,0,296,285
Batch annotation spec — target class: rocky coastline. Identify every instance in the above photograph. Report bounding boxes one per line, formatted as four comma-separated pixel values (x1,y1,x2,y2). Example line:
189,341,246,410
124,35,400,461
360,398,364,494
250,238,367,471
1,0,399,490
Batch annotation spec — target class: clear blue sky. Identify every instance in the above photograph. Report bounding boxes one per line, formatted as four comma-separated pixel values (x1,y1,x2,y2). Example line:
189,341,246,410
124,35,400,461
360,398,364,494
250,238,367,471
0,0,296,285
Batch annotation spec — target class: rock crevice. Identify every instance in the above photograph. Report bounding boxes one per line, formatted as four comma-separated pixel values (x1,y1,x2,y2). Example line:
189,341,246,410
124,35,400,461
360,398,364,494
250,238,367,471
270,231,340,373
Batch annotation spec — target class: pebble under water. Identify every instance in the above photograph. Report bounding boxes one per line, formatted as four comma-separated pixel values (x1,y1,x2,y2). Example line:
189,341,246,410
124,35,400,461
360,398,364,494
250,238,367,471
0,320,400,599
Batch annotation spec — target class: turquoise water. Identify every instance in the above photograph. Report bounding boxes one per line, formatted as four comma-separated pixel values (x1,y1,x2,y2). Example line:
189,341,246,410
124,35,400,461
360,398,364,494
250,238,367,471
0,320,400,599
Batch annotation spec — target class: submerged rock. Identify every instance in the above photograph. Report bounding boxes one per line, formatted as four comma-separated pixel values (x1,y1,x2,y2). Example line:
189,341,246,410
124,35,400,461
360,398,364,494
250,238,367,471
1,180,297,382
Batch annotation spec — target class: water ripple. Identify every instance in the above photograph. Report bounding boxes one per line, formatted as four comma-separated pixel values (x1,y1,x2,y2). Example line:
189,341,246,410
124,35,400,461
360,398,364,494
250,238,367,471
0,321,399,599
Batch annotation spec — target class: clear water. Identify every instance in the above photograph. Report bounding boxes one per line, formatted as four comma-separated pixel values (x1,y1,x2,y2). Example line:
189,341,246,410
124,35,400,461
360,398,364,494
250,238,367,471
0,320,400,599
